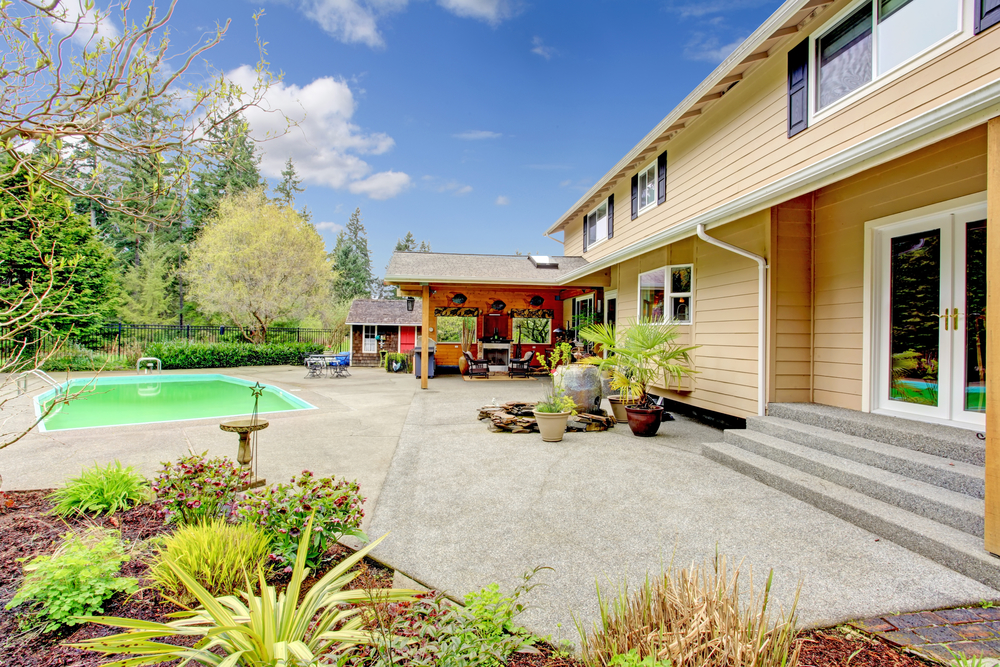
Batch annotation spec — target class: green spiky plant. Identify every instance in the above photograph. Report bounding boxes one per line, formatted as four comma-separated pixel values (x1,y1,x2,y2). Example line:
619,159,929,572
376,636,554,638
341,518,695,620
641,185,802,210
69,515,420,666
580,320,698,408
49,460,150,517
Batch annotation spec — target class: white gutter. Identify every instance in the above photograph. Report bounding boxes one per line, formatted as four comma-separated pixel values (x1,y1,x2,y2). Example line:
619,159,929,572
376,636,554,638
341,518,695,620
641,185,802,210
555,77,1000,285
696,224,768,417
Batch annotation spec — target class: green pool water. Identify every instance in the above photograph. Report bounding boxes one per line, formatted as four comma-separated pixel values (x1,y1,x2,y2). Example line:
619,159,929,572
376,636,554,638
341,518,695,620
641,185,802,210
36,374,314,431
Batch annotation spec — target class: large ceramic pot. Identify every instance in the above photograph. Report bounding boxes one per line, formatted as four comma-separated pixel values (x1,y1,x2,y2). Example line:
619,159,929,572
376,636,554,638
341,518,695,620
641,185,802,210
534,411,570,442
608,396,637,422
625,405,664,437
553,364,602,414
458,353,469,376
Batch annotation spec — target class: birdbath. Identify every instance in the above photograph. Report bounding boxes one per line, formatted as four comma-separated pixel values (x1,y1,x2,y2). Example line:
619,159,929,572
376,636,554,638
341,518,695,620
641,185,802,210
220,418,269,465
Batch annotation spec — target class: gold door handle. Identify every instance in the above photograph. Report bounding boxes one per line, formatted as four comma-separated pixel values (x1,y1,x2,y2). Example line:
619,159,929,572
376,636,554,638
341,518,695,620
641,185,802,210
953,308,960,330
940,312,949,330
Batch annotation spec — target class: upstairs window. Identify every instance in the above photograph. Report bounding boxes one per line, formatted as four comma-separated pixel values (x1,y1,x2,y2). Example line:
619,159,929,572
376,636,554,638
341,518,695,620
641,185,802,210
585,201,608,247
638,163,657,211
814,0,960,112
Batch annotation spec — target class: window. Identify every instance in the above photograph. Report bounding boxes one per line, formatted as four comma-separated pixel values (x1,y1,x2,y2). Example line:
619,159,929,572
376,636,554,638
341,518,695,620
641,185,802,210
585,201,608,247
815,0,960,112
436,316,475,343
638,163,657,211
362,325,377,353
639,265,693,324
512,317,551,344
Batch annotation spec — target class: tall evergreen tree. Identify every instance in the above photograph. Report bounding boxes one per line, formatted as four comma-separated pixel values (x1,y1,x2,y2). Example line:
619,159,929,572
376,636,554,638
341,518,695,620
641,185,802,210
394,232,417,252
186,115,262,239
274,157,312,222
331,208,374,302
119,236,177,324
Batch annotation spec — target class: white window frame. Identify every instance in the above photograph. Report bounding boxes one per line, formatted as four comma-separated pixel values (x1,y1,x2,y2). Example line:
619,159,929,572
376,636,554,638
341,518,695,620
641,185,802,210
638,264,694,326
362,325,377,353
585,200,609,248
809,0,967,124
637,162,657,214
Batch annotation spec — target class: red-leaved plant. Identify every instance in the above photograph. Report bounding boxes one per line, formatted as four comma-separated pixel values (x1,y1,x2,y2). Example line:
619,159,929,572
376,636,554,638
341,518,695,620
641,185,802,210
152,452,249,524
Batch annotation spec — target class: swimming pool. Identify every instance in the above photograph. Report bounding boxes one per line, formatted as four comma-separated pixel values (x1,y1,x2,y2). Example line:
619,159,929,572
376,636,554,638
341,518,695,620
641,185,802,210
35,374,315,432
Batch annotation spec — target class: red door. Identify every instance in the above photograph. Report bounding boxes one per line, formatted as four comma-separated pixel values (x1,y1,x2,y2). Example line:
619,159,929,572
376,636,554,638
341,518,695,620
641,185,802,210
399,327,415,352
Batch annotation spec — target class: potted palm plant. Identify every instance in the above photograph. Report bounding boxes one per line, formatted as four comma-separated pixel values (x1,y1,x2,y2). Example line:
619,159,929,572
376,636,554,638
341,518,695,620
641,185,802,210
581,319,697,437
576,322,632,421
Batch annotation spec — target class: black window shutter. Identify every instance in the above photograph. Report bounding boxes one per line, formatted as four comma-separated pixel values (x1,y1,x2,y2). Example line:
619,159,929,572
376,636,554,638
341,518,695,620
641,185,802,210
582,216,588,253
976,0,1000,33
656,152,667,205
607,194,615,239
631,174,639,220
787,39,809,137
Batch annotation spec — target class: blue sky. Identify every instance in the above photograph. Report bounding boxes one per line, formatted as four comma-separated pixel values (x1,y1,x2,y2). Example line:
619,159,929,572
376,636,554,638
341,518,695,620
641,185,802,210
164,0,781,275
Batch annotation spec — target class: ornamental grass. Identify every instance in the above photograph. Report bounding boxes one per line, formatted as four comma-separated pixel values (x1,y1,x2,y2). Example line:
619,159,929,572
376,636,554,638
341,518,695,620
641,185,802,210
577,555,801,667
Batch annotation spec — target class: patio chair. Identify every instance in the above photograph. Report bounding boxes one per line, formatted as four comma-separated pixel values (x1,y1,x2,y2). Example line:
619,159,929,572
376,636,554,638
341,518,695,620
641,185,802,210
305,356,327,378
328,355,351,378
463,351,490,379
508,350,534,378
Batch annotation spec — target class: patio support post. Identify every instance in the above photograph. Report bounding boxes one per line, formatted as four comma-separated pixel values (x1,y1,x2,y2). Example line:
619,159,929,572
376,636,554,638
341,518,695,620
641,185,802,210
986,116,1000,554
421,284,430,390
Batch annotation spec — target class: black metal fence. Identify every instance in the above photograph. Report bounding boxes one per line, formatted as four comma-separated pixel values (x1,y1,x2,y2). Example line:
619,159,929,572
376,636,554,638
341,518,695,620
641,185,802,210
1,323,348,361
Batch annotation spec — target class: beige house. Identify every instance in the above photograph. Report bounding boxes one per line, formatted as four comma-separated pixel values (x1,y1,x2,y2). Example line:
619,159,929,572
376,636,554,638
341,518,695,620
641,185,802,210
389,0,1000,567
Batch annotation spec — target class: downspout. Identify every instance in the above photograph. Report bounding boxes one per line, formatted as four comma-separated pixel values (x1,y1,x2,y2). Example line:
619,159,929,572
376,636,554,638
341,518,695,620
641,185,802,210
696,224,769,417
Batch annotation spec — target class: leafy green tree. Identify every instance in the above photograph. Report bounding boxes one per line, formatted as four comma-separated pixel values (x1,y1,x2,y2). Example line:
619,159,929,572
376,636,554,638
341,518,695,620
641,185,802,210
185,188,332,342
0,160,120,340
331,208,374,302
186,115,263,238
119,237,177,324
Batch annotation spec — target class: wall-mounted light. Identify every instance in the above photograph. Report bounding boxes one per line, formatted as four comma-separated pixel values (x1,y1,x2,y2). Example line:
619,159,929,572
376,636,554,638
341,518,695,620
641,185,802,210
406,297,415,312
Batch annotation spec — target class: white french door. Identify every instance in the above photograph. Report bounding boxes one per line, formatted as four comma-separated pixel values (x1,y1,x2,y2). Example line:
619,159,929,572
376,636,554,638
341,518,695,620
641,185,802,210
872,201,986,428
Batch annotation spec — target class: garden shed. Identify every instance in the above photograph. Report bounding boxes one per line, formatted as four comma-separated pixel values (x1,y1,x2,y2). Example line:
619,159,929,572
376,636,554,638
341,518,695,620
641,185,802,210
346,299,422,367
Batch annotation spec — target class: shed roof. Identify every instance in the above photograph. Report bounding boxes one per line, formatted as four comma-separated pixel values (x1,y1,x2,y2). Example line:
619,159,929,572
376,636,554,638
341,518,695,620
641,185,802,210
346,299,423,325
384,252,589,285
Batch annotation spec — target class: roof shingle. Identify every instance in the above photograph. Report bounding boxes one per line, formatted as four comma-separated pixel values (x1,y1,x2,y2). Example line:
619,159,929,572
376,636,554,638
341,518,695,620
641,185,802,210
385,252,588,285
346,299,423,325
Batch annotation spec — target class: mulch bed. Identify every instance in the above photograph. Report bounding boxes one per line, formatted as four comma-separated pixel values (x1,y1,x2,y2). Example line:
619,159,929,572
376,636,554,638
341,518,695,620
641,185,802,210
0,491,944,667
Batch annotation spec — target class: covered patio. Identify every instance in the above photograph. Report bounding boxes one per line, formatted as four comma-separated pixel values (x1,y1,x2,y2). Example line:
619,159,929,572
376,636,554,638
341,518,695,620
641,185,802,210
384,252,610,385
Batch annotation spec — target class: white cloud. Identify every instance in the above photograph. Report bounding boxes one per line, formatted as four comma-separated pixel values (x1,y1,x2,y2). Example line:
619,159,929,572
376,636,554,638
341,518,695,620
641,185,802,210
531,36,554,59
436,0,520,24
348,171,412,199
495,195,509,205
313,221,345,233
434,180,472,195
683,33,745,62
228,65,410,199
453,130,501,140
50,0,120,46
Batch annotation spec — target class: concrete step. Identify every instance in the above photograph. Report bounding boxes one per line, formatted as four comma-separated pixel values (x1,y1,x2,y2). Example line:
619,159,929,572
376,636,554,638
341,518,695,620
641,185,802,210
723,429,984,537
702,441,1000,589
767,403,985,466
746,416,985,499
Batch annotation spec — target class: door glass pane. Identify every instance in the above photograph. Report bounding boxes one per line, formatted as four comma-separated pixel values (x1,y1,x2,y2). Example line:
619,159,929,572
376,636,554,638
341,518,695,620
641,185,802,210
965,221,987,412
889,229,940,406
818,2,873,109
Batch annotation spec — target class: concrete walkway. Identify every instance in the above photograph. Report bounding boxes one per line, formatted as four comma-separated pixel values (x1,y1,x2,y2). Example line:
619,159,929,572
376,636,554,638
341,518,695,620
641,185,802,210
368,375,999,646
0,366,416,531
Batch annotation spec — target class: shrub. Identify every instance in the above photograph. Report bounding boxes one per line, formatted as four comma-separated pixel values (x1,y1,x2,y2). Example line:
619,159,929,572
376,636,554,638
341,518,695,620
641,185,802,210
385,351,411,373
143,340,323,369
576,555,800,667
609,650,674,667
40,342,132,372
361,568,547,667
148,519,271,604
152,452,248,524
5,528,138,632
234,470,365,570
70,518,420,665
49,460,150,517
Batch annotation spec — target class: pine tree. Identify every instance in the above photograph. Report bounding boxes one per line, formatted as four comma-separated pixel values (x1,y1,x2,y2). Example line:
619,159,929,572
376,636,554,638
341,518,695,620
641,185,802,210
394,232,417,252
331,208,374,303
187,115,262,239
418,240,432,252
119,236,177,324
275,158,303,207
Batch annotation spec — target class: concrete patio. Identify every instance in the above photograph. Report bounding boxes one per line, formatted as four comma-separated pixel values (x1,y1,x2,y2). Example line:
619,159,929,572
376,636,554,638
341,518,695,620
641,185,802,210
2,366,997,648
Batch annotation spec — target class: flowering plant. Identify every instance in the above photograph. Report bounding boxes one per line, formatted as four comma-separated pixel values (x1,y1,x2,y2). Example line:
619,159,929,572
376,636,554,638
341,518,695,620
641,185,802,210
152,452,248,524
234,470,366,571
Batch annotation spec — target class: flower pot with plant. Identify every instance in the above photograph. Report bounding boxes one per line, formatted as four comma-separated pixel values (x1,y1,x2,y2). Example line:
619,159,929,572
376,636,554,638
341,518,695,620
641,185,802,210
580,320,697,437
533,386,577,442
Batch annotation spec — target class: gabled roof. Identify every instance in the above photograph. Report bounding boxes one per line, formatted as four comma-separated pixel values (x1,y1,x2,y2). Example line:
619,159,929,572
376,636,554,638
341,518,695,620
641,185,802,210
346,299,423,326
545,0,835,235
384,252,590,285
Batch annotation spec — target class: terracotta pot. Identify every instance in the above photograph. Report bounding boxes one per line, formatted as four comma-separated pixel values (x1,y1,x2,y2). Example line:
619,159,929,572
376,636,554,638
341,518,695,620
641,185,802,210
534,411,570,442
553,364,603,413
625,405,664,437
458,354,469,375
608,396,637,422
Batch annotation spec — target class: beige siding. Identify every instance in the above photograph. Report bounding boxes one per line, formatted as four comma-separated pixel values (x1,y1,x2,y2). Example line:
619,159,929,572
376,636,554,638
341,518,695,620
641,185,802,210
612,211,768,418
770,195,813,403
566,2,1000,262
811,126,988,410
